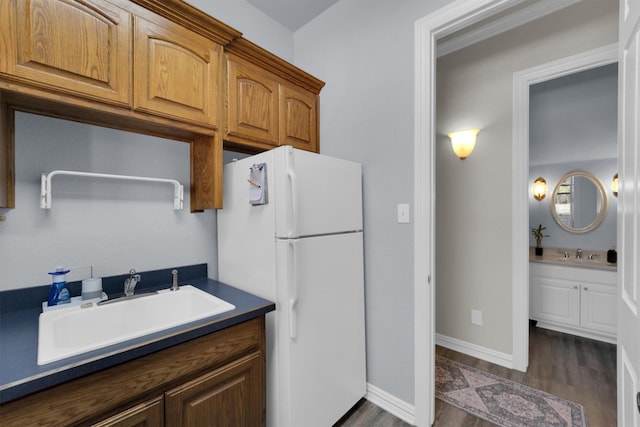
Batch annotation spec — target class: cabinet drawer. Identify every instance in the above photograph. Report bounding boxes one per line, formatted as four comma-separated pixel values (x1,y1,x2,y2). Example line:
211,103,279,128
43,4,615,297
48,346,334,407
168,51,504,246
1,0,132,106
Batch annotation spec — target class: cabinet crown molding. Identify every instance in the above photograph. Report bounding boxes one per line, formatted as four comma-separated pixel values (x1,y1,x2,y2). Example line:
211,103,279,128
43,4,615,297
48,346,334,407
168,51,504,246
226,38,325,94
129,0,242,45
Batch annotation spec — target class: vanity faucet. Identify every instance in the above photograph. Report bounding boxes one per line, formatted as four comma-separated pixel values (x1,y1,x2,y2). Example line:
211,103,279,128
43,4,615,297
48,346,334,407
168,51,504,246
576,249,583,259
124,269,141,296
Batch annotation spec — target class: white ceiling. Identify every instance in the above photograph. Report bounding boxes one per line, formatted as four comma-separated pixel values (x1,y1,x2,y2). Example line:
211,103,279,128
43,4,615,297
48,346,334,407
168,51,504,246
246,0,339,31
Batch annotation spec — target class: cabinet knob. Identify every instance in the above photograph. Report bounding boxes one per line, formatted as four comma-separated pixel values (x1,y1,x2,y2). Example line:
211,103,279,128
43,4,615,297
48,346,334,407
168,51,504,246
574,285,579,290
583,287,588,291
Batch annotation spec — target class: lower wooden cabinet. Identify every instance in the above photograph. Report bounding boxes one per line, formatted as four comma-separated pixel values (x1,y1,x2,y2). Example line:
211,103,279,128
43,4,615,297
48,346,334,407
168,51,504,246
92,396,164,427
165,352,262,426
0,317,266,427
530,263,616,343
93,351,262,427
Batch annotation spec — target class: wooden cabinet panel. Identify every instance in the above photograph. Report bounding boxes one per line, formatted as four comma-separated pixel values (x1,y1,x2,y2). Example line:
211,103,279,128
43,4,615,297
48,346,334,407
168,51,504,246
165,352,264,427
1,0,131,105
134,17,221,127
226,57,279,147
92,396,164,427
225,54,321,153
279,84,318,152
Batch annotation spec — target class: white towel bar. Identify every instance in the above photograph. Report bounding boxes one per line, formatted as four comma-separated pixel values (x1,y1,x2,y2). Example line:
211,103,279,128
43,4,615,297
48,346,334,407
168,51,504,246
40,170,184,210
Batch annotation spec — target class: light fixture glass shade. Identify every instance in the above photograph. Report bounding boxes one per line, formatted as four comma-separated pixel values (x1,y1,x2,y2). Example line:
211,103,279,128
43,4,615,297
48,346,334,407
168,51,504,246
448,129,479,159
532,177,547,201
612,173,618,196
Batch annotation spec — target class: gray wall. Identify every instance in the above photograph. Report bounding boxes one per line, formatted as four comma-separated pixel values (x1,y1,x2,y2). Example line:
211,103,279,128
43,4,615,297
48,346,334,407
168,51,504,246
2,113,217,289
0,1,292,289
435,0,617,357
529,64,618,250
293,0,453,404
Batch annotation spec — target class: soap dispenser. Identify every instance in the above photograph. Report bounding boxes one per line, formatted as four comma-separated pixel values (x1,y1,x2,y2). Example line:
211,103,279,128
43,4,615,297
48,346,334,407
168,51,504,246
48,267,71,306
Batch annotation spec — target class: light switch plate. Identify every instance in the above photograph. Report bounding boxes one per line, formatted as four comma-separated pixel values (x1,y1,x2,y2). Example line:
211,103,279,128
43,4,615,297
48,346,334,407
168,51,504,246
397,203,410,223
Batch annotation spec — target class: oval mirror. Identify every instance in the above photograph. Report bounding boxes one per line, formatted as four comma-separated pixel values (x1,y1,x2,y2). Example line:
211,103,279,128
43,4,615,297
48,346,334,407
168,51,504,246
549,171,609,234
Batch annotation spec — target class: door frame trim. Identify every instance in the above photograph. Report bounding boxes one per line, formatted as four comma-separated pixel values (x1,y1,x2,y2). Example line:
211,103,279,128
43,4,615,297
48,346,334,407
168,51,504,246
413,0,594,424
512,42,618,371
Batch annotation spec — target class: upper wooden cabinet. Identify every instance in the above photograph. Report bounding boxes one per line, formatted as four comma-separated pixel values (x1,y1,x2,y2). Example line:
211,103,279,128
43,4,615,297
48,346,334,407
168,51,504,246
226,56,279,148
224,39,324,153
0,0,132,106
279,82,318,152
0,0,324,211
134,16,222,127
225,55,319,152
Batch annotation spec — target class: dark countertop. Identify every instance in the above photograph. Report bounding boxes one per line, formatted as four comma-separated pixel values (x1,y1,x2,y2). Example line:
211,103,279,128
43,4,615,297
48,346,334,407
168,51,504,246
0,265,275,404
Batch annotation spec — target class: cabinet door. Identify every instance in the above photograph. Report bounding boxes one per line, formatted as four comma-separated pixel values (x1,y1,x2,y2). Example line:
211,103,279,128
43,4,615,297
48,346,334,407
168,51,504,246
279,83,319,152
531,276,580,326
91,396,163,427
165,352,264,427
226,57,279,147
134,17,221,127
581,283,617,335
1,0,131,105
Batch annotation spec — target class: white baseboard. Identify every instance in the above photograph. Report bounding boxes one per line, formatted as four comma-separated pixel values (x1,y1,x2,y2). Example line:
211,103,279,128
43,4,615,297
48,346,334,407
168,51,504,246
435,333,514,369
365,383,415,425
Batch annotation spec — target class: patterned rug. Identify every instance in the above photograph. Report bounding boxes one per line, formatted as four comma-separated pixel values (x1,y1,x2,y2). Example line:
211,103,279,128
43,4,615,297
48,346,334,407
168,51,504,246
435,356,588,427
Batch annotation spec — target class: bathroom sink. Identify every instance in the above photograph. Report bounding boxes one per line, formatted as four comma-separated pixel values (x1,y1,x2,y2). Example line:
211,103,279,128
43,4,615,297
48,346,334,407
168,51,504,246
37,285,235,365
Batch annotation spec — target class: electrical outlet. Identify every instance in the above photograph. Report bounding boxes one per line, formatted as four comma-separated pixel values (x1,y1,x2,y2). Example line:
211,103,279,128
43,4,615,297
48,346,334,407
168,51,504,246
471,309,483,326
397,203,410,223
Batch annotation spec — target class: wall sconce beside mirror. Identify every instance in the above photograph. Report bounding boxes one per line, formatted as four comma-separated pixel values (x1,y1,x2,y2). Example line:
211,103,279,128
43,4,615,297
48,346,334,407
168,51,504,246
532,177,547,201
549,170,608,234
611,173,618,196
447,129,479,160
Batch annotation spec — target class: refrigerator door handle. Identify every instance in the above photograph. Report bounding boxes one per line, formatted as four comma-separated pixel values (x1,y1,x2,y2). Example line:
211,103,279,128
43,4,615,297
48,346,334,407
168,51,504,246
288,240,299,340
286,149,299,238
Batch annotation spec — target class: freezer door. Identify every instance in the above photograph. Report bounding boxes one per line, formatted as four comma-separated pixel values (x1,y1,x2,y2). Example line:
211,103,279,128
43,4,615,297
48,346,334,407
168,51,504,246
275,232,366,427
273,146,363,238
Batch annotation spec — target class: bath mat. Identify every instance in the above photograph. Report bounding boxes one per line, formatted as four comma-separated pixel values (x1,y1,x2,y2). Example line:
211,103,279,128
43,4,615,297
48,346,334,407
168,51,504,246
435,355,588,427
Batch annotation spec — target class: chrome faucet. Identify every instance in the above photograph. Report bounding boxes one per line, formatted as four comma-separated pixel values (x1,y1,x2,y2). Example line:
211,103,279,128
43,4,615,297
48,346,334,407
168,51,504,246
171,269,179,291
576,249,583,259
124,269,141,296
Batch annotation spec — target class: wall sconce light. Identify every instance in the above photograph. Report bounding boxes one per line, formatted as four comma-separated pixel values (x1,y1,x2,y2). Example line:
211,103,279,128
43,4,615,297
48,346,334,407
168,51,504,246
447,129,479,160
612,173,618,196
532,177,547,201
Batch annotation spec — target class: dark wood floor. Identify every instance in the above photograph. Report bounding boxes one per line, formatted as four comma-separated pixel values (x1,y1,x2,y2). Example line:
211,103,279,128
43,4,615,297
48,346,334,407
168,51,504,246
335,323,617,426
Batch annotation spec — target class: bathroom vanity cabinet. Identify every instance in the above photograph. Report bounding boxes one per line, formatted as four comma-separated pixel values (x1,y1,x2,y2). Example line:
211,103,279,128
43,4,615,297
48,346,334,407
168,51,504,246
530,263,617,343
0,317,266,426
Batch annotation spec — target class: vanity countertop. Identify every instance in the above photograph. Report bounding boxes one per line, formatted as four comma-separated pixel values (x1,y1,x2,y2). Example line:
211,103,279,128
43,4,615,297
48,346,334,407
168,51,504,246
0,266,275,404
529,246,617,271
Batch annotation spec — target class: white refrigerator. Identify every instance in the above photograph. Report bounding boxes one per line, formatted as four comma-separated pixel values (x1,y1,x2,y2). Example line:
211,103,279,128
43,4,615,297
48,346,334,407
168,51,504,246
217,146,366,427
